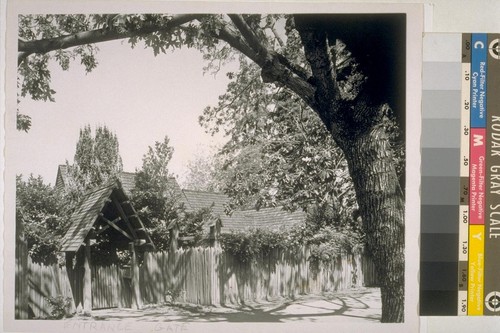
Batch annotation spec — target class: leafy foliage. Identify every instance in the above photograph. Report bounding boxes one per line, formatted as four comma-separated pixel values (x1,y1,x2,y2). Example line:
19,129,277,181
199,38,404,213
18,15,100,130
178,207,211,248
63,125,123,205
181,149,227,192
16,113,32,132
131,136,183,251
45,295,73,319
16,175,66,264
220,204,365,264
131,136,212,250
220,228,287,263
200,55,358,215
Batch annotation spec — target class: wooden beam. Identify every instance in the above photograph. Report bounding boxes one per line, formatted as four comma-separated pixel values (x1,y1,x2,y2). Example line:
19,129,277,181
111,195,138,239
99,213,132,240
134,239,146,246
120,199,155,250
97,215,121,235
96,224,110,235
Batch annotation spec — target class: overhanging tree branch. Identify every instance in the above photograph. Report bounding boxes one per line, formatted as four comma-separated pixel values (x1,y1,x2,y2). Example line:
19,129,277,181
228,14,268,62
18,14,202,65
214,18,315,108
229,15,310,82
295,16,343,132
212,24,261,65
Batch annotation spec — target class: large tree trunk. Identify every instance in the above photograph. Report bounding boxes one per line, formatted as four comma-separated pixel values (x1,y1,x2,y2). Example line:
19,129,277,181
340,122,405,323
294,17,405,322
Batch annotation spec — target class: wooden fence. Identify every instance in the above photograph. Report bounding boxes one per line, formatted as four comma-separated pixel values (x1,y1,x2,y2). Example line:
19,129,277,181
27,258,75,318
139,247,378,306
15,229,29,319
24,246,377,317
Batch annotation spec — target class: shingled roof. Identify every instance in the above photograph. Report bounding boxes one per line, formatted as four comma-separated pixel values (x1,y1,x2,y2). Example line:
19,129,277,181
116,172,136,197
225,207,306,232
182,190,229,216
181,189,306,233
55,164,69,193
60,180,154,252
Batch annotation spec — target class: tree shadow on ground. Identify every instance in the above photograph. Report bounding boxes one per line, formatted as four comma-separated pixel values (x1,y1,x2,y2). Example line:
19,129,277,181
87,289,381,323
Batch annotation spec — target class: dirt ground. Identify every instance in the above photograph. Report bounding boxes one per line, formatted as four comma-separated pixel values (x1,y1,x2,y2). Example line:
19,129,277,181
66,287,381,323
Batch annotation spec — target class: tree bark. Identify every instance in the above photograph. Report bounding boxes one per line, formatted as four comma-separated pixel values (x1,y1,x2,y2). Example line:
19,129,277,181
340,122,405,323
295,16,405,322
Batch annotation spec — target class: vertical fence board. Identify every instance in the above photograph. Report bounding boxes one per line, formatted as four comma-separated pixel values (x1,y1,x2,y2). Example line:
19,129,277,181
23,247,378,317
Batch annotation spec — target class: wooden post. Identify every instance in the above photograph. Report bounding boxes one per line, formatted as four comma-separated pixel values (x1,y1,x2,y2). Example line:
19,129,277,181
210,224,221,248
214,220,221,248
169,225,179,252
83,238,92,315
129,242,143,309
15,222,29,319
65,252,74,298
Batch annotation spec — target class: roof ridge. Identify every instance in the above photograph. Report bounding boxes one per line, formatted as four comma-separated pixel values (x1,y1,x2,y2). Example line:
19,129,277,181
77,178,119,198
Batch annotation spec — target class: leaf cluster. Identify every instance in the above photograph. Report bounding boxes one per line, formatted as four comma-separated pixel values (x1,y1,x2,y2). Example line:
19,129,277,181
182,149,227,192
16,174,67,265
45,295,73,319
18,15,100,130
130,136,209,251
220,228,288,263
200,57,357,214
131,136,180,251
219,204,365,264
63,125,123,206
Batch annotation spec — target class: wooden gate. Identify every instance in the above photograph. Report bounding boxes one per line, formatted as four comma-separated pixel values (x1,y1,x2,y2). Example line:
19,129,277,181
91,265,120,309
91,264,133,309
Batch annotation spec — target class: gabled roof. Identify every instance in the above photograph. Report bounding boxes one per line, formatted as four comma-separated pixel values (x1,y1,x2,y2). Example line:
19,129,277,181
180,189,306,233
60,183,115,252
117,172,136,197
55,166,182,199
60,180,154,252
55,164,69,192
115,172,184,200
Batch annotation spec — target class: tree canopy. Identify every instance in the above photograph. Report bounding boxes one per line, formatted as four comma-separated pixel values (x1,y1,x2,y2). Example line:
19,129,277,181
17,13,406,322
16,174,65,264
131,136,212,250
62,124,123,204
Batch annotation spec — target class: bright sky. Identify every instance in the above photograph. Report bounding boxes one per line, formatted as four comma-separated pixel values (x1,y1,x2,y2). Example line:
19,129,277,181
11,40,236,186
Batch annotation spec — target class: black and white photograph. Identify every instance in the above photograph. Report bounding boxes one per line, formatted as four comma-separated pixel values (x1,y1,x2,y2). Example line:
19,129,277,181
3,1,422,332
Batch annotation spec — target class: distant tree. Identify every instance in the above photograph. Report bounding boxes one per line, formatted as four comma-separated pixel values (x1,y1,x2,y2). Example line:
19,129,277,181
131,136,183,250
16,174,66,264
182,149,226,192
132,136,211,250
63,125,123,204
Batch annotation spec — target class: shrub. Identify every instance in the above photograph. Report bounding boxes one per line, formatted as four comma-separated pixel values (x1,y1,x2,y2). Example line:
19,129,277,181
45,295,73,319
220,220,364,265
